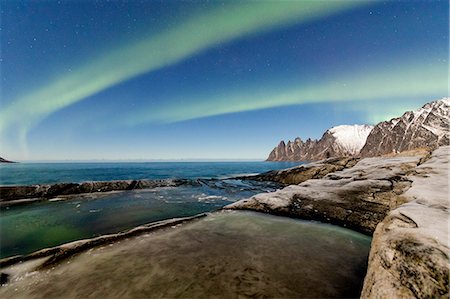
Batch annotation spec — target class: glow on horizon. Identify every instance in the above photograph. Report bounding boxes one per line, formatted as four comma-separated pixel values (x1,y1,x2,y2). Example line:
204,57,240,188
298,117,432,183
126,57,447,125
0,1,366,137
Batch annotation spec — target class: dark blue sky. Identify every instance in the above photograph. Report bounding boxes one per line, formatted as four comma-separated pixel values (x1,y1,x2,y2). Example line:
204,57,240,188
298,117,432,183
0,0,448,160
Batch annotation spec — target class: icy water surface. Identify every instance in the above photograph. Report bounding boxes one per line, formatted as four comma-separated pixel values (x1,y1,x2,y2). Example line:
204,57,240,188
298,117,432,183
0,179,280,258
0,211,372,298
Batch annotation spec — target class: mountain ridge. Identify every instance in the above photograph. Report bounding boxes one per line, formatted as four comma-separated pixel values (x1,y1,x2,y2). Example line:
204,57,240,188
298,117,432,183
267,98,449,161
267,124,373,161
360,98,449,157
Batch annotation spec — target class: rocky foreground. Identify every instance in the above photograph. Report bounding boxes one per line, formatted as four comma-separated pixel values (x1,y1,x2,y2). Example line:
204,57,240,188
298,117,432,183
0,212,371,298
0,147,448,298
227,146,449,298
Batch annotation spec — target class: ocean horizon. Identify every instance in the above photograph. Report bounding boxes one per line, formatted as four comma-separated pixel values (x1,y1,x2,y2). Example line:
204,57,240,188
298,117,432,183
0,161,302,186
0,161,299,258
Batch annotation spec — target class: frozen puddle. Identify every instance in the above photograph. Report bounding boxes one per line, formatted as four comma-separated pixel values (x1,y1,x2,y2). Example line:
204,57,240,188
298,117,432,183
0,211,371,298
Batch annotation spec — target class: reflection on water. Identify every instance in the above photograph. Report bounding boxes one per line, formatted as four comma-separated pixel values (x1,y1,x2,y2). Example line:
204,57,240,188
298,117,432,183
0,180,279,258
0,211,371,298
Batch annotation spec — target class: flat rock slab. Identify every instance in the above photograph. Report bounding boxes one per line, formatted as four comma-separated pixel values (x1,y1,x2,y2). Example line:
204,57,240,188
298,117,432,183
0,179,195,204
361,146,449,298
238,157,359,185
0,211,371,299
226,154,424,234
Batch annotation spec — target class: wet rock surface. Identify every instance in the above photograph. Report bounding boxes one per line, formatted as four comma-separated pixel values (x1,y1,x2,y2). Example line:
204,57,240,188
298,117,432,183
227,154,422,234
0,211,371,299
238,157,359,185
0,178,282,207
0,179,196,204
1,147,447,298
228,146,449,298
0,214,207,269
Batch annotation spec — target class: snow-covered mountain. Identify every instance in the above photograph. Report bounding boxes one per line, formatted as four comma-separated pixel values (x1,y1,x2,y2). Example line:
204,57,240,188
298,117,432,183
267,98,449,161
267,124,373,161
360,98,449,157
329,125,374,155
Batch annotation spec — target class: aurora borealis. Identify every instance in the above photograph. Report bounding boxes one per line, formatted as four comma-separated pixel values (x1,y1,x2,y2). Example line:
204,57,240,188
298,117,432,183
1,1,448,160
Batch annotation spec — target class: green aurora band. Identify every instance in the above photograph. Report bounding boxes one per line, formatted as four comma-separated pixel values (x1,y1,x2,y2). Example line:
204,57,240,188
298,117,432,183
0,1,367,137
127,56,447,125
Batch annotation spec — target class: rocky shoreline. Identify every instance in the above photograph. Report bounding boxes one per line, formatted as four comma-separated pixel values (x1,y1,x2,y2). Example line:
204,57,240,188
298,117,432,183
0,214,207,269
227,153,424,235
0,211,371,298
0,147,448,298
237,156,360,185
0,178,196,207
227,146,449,297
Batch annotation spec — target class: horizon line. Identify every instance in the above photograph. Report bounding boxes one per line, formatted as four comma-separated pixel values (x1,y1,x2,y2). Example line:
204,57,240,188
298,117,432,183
4,158,286,163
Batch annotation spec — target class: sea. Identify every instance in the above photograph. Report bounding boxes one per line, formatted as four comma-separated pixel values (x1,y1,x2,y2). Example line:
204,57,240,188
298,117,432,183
0,161,300,186
0,161,372,297
0,161,302,258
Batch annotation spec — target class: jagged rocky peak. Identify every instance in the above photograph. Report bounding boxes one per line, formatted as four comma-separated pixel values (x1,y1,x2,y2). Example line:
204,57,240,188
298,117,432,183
267,124,373,161
360,98,450,157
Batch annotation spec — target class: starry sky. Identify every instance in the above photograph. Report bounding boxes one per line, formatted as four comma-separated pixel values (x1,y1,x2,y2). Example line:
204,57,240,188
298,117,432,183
0,0,448,161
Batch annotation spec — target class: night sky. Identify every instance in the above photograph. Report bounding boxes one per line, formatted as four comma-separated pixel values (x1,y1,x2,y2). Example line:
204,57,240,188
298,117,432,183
0,0,448,160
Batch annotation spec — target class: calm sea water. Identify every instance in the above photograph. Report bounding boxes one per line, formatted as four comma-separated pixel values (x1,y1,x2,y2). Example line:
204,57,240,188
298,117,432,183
0,161,301,186
1,161,300,258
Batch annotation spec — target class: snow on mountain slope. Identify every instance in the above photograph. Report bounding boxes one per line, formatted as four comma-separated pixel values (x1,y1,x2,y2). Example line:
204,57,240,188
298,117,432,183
360,98,449,157
267,98,448,161
329,125,374,155
267,98,449,161
267,124,373,161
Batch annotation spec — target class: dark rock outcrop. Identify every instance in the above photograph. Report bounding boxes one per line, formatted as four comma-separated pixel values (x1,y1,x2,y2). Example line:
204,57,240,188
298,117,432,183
0,157,15,163
227,152,428,235
239,157,359,185
360,98,449,157
0,179,196,205
0,273,9,285
267,125,373,161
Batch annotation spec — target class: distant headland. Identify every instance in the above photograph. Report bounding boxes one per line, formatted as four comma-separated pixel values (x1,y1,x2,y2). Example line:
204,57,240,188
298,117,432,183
0,157,15,163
